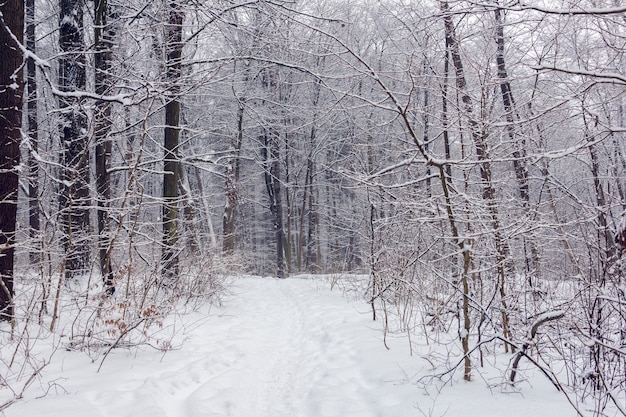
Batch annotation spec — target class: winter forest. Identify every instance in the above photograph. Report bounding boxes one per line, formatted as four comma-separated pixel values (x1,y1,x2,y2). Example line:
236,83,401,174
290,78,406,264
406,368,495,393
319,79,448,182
1,0,625,415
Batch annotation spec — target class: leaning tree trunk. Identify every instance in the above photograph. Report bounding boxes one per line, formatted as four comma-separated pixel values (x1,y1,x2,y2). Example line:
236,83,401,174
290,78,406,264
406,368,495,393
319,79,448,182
0,0,24,321
161,1,184,281
493,4,540,283
59,0,90,280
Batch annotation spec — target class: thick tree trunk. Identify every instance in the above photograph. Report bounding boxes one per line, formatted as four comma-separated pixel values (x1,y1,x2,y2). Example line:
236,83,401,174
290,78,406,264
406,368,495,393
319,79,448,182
162,1,184,281
94,0,115,294
26,0,40,264
0,0,24,320
59,0,90,280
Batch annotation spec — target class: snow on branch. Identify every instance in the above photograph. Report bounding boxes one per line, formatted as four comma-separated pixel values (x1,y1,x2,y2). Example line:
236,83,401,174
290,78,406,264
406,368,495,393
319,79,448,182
527,310,566,339
514,3,626,16
533,65,626,85
509,310,565,387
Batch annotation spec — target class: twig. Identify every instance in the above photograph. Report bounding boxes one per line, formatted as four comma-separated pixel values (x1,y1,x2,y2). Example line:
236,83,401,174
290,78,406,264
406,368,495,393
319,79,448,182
97,318,146,372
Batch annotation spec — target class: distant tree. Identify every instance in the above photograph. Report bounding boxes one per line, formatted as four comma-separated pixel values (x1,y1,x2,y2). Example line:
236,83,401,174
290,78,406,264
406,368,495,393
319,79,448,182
261,84,287,278
222,59,248,255
0,0,24,320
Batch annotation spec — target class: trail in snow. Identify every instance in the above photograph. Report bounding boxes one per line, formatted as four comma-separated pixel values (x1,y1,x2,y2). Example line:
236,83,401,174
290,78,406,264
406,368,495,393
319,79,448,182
160,276,416,417
3,276,576,417
3,277,417,417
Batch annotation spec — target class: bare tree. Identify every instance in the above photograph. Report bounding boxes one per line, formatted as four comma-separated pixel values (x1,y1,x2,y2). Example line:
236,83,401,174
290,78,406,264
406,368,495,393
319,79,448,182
0,0,24,321
25,0,40,264
94,0,115,294
162,0,184,281
59,0,90,279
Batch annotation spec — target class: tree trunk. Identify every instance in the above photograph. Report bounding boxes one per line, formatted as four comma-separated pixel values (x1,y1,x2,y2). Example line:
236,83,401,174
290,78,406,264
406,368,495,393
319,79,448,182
494,6,529,203
195,166,217,248
94,0,115,294
26,0,40,265
442,0,514,354
162,1,184,281
306,160,319,272
59,0,90,280
297,160,310,271
0,0,24,320
442,39,452,178
422,48,432,196
179,164,200,254
493,4,540,282
263,127,286,278
284,133,292,274
223,99,244,254
260,65,286,278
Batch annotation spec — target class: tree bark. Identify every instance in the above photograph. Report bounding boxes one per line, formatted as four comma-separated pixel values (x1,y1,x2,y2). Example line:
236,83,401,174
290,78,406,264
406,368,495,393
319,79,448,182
162,1,184,281
260,65,286,278
494,6,529,203
263,127,286,278
493,4,540,282
223,99,244,254
26,0,40,264
0,0,24,320
305,159,319,272
442,0,514,355
59,0,90,280
179,163,200,254
94,0,115,294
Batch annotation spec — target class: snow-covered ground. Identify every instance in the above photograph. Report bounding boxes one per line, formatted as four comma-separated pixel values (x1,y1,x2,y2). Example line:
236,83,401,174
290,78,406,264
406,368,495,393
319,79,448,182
2,275,578,416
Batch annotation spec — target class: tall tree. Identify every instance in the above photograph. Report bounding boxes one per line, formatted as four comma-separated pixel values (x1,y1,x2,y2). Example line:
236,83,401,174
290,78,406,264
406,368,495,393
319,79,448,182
59,0,90,279
0,0,24,320
162,0,184,281
442,0,513,356
25,0,40,264
261,65,286,279
493,4,540,282
94,0,115,293
262,124,287,278
222,55,251,255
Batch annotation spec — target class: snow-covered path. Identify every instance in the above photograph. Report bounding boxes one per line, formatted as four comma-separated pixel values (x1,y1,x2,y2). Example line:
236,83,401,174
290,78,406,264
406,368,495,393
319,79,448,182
3,275,577,417
169,276,399,417
4,276,418,417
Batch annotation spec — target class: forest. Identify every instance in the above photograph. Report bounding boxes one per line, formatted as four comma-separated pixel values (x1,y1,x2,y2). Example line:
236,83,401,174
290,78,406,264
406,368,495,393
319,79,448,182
0,0,625,415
